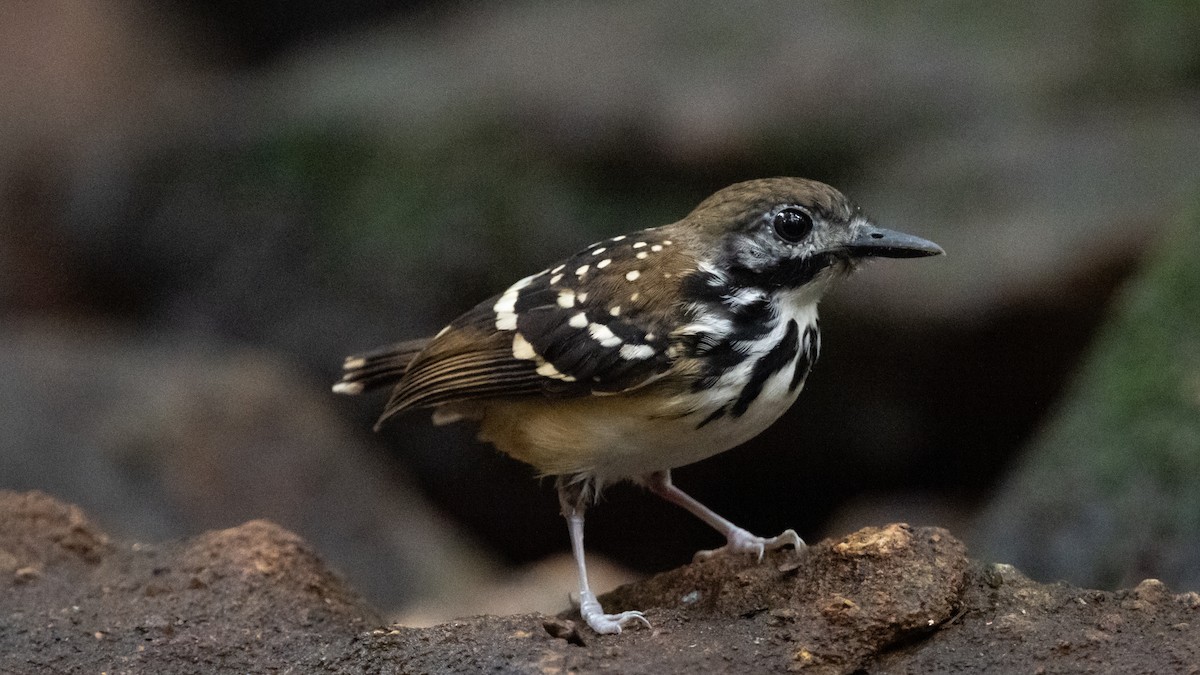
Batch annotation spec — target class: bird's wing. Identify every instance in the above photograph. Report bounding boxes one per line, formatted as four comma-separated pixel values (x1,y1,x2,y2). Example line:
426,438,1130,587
378,234,689,423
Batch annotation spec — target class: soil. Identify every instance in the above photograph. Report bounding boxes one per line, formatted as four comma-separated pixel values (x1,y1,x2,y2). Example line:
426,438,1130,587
2,490,1197,674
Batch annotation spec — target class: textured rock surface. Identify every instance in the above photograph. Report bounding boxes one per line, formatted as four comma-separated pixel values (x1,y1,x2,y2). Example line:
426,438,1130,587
0,326,492,611
3,491,1196,674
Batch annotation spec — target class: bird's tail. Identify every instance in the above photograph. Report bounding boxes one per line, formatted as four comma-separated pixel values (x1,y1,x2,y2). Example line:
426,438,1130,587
332,338,430,395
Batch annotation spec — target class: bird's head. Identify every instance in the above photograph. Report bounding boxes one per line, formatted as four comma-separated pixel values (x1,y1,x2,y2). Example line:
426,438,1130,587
678,177,943,295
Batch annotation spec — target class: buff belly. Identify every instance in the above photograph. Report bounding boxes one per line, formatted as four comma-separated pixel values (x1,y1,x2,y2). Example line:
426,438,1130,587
469,359,806,483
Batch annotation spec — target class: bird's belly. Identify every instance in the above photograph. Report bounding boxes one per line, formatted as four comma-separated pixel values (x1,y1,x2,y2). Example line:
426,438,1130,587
474,361,805,483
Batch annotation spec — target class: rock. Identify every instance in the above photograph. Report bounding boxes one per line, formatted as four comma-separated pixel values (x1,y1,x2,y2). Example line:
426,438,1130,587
0,325,493,611
0,491,377,673
4,492,1197,673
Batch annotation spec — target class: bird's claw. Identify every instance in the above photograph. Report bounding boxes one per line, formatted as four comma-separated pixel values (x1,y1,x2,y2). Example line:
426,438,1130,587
578,591,651,635
693,528,805,563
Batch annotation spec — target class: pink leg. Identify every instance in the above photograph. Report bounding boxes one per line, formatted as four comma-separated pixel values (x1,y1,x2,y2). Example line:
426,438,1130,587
646,470,805,562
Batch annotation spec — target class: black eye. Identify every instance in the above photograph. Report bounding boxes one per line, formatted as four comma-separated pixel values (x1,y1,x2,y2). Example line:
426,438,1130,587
772,208,813,243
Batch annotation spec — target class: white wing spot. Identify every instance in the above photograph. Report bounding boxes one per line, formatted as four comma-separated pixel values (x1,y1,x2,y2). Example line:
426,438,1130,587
612,235,626,242
651,244,663,252
576,264,590,277
557,289,576,308
663,240,673,246
512,332,537,360
493,273,537,331
568,312,588,328
630,292,640,302
550,273,563,285
633,241,647,249
536,360,576,382
592,247,606,255
577,292,588,303
626,270,641,281
597,258,612,269
588,322,622,347
620,344,655,360
645,332,656,340
609,305,621,316
636,251,648,259
552,264,566,274
435,324,452,339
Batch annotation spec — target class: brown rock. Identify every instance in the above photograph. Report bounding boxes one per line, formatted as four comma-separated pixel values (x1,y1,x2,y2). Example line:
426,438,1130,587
3,492,1198,674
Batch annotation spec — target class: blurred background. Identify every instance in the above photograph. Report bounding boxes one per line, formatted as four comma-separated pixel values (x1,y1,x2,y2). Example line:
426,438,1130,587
2,1,1198,622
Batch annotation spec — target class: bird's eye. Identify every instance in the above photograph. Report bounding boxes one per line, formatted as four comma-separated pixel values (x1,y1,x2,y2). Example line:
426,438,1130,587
772,208,813,244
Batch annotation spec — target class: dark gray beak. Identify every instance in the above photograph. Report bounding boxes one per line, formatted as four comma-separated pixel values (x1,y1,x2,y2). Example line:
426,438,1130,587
845,224,944,259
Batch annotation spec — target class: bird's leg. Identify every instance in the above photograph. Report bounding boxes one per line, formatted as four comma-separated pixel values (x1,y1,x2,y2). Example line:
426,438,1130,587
645,470,805,562
557,477,650,634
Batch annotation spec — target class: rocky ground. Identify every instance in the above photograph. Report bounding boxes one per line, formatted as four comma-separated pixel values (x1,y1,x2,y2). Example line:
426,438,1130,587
3,490,1197,674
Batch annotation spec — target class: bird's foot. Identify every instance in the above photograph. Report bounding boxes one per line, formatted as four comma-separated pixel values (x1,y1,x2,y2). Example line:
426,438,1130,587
578,590,650,635
693,527,805,563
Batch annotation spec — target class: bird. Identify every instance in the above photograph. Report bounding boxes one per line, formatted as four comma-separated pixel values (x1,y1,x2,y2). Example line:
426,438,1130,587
333,177,943,634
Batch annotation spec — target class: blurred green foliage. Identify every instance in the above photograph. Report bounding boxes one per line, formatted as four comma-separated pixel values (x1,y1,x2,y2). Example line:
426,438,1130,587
979,191,1200,587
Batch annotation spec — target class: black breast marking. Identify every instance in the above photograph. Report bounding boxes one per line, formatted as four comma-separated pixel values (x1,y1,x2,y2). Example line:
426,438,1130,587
730,319,800,418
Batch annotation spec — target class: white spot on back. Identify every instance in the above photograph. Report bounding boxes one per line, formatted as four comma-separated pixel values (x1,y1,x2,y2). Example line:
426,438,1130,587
576,265,590,277
568,312,588,328
557,289,576,308
663,240,673,246
633,242,647,249
626,270,641,281
609,306,621,316
597,258,612,269
636,251,648,259
651,244,663,252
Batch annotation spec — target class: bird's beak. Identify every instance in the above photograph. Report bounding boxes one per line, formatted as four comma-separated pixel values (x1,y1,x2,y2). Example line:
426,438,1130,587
844,224,944,259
